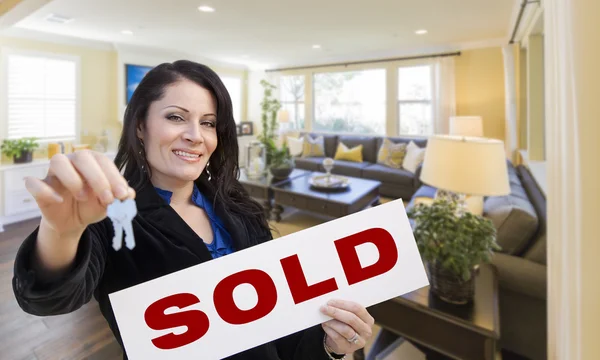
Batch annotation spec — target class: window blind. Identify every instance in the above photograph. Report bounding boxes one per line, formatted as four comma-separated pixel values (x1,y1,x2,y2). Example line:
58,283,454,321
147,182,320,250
7,54,77,141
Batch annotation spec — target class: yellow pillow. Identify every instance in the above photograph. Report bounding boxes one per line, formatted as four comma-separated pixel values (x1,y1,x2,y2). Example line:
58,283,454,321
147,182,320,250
301,135,325,157
377,138,407,169
334,142,363,162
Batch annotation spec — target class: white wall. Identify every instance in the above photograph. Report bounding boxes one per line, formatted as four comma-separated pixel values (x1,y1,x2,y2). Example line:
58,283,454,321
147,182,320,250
114,44,247,124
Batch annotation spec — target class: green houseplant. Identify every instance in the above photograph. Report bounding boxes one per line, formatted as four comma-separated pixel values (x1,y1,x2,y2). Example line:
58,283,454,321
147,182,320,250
257,79,294,179
269,143,295,180
407,198,500,304
1,137,39,164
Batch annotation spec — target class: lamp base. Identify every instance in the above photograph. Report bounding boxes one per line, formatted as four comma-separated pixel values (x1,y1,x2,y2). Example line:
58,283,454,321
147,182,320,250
434,189,468,215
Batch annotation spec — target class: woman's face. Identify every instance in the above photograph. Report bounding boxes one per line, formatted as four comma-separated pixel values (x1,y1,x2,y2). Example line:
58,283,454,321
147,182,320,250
137,78,218,188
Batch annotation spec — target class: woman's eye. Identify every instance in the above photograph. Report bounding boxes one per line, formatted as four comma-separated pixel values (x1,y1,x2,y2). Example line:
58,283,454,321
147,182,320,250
202,121,216,128
168,115,184,122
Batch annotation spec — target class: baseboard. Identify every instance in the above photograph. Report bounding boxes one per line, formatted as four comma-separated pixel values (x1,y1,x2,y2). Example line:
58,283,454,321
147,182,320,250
0,210,41,232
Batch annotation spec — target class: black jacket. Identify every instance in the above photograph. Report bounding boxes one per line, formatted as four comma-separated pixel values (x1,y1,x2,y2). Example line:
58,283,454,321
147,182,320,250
12,177,331,360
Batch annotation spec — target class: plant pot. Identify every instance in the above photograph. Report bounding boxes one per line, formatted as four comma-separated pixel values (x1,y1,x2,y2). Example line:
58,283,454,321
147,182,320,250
13,151,33,164
427,261,475,305
269,165,294,180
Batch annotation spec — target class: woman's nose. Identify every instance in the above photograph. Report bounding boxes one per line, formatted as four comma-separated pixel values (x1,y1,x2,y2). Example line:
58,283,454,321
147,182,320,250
183,123,204,143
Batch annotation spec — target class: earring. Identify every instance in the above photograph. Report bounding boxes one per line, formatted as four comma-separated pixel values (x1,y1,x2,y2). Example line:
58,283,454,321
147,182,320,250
206,161,212,181
139,139,146,172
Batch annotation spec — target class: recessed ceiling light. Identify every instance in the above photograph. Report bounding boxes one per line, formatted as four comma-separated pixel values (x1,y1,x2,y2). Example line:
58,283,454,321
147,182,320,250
44,13,74,24
198,5,215,12
312,44,321,49
415,29,428,35
121,30,133,35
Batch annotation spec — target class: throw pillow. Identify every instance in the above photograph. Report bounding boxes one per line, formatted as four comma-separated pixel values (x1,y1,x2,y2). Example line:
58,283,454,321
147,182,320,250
301,135,325,157
334,142,363,162
377,138,407,169
286,136,304,157
402,141,426,173
484,194,539,255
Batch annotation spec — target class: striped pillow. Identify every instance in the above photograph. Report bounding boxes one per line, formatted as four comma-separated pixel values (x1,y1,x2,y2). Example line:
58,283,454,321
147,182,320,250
301,135,325,157
377,138,407,169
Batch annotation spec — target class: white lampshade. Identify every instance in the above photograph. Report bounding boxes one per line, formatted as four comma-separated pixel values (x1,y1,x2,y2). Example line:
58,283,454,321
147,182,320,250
278,109,289,123
420,135,510,196
449,116,484,137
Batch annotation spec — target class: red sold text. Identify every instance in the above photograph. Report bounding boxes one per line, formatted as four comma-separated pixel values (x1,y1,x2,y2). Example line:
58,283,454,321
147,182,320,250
144,227,398,350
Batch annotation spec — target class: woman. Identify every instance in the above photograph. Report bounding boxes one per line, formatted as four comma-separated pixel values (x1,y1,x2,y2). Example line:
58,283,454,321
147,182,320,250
12,60,374,359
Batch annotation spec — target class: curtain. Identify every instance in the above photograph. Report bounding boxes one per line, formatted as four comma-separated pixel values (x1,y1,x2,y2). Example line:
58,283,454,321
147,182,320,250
502,44,519,161
434,56,456,134
544,0,600,358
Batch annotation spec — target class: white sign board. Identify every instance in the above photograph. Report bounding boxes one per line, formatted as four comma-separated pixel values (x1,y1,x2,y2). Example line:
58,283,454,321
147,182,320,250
109,198,429,360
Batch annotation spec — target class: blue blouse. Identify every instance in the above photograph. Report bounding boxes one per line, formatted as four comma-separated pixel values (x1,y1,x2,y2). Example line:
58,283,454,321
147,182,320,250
154,185,235,259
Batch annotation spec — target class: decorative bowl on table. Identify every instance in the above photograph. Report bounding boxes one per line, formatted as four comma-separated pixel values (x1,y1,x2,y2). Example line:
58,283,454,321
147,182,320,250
269,165,294,180
309,173,350,191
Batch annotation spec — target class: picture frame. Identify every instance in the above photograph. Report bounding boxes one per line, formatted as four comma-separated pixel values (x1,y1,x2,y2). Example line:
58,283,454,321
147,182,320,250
236,124,243,136
125,64,154,104
240,121,253,136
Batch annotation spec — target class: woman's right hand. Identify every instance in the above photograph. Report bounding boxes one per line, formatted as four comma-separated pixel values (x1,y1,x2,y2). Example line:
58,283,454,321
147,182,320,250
24,150,136,237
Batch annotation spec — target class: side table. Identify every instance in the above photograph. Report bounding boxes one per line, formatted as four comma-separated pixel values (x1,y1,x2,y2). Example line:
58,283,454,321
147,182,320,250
355,263,500,360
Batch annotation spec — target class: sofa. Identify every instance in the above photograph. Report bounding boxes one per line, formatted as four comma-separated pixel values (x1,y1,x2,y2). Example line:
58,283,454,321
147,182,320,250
291,132,428,200
491,164,547,360
408,162,547,360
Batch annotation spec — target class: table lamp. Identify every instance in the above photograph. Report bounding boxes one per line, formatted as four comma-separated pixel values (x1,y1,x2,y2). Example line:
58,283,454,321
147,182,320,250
277,109,291,139
278,109,290,131
278,109,289,124
449,116,484,137
276,109,292,148
419,135,510,214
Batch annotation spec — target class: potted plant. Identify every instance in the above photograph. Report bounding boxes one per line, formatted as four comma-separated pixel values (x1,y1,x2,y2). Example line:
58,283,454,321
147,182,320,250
269,143,295,180
1,137,39,164
257,79,295,179
407,198,500,304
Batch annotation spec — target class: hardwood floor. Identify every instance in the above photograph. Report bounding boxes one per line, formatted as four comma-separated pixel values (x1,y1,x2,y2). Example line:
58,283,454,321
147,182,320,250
0,218,123,360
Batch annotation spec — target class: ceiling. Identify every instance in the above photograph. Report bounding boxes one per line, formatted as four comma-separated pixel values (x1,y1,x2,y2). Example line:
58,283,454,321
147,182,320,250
5,0,517,69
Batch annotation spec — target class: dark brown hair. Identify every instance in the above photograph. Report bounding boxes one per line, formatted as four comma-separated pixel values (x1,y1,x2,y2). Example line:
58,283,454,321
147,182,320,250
113,60,270,248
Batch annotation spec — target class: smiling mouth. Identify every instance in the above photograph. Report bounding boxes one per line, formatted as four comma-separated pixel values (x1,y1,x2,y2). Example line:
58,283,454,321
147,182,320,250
172,150,202,161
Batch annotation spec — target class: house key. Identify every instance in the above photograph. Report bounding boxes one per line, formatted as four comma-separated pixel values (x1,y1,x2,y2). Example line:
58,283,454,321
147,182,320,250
107,198,137,251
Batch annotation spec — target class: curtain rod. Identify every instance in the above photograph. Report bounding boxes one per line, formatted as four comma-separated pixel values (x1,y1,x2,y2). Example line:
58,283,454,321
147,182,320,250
509,0,541,44
265,51,461,73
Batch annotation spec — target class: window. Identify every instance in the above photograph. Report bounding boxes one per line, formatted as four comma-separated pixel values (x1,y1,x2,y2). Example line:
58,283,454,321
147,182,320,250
398,65,434,135
279,75,305,130
313,69,386,134
4,52,79,141
220,76,242,123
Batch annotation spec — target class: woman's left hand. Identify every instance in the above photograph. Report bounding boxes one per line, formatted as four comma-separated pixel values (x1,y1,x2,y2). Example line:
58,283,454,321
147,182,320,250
320,299,375,355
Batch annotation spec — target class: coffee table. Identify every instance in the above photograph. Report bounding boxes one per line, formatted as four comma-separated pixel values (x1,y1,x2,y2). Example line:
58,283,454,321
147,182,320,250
355,263,500,360
270,172,381,221
238,168,311,218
